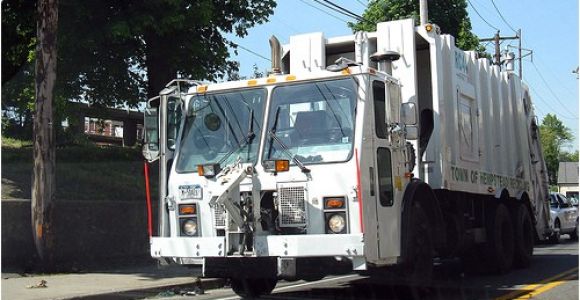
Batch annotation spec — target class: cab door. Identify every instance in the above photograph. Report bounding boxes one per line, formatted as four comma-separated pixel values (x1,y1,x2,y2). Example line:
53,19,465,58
370,80,404,261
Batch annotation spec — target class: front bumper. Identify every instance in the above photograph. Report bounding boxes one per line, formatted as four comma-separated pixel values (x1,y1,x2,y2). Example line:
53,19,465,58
150,233,364,259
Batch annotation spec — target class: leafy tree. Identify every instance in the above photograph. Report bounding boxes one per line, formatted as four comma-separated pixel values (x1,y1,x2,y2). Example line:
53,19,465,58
559,150,579,163
539,114,573,184
350,0,481,51
2,0,276,140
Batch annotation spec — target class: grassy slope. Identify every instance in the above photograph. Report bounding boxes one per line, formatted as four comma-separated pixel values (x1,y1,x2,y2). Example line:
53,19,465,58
1,139,158,201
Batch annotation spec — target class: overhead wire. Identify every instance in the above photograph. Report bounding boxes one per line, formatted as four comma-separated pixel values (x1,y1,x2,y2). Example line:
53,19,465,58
529,62,578,119
232,43,271,62
355,0,367,8
317,0,365,22
298,0,349,23
489,0,517,33
468,0,499,31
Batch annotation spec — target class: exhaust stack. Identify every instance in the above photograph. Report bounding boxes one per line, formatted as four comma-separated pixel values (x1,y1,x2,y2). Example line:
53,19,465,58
269,35,282,75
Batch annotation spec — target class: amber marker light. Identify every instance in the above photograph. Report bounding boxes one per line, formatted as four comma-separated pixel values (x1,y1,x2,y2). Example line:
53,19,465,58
285,75,296,81
324,197,345,209
179,204,196,215
275,160,290,172
197,165,204,176
196,85,208,93
247,79,258,86
425,24,433,32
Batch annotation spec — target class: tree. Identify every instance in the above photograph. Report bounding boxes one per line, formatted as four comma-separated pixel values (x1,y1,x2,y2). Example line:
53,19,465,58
560,150,579,163
539,114,573,184
350,0,481,51
32,0,58,268
3,0,276,140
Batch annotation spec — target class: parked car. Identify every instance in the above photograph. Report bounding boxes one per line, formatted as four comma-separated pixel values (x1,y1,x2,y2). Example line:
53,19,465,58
549,193,579,242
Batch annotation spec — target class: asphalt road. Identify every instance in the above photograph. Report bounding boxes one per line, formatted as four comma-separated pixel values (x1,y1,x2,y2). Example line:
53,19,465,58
137,237,578,300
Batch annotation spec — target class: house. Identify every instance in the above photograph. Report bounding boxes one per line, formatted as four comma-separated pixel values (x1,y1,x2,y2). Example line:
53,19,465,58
558,161,579,201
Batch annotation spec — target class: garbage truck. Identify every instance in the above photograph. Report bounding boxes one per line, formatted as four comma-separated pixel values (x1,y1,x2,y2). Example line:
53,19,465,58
142,18,552,297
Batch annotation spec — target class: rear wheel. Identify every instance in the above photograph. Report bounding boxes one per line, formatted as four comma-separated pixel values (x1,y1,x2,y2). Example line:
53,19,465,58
230,277,277,298
486,203,514,274
513,204,534,268
397,203,433,298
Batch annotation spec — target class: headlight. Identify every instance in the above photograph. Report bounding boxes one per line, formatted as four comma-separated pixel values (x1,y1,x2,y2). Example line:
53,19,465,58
181,219,198,236
327,213,346,234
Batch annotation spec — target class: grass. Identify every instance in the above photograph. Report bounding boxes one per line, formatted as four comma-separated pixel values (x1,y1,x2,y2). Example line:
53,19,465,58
1,137,158,201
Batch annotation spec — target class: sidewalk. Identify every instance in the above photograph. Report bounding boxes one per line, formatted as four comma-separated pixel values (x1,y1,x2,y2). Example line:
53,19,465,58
1,264,224,300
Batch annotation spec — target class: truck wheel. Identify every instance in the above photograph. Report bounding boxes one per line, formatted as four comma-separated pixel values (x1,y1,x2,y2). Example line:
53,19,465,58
486,203,514,274
400,203,433,286
549,219,561,244
513,205,534,268
230,277,277,298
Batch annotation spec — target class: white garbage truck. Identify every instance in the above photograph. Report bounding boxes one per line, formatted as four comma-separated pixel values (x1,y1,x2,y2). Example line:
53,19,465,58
142,18,552,297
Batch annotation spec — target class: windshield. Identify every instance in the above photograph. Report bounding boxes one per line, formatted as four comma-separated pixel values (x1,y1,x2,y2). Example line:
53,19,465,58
263,78,357,165
176,88,266,173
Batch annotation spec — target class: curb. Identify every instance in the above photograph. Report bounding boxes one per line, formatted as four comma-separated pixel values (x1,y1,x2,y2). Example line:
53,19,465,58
66,278,226,300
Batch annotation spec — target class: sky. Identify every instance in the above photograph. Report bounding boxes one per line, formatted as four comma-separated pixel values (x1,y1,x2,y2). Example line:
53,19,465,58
226,0,579,152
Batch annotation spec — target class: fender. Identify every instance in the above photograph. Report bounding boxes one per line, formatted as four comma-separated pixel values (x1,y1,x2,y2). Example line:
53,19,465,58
401,179,446,252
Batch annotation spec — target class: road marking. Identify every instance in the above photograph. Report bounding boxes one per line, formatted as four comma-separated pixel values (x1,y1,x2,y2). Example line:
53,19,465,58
214,275,359,300
513,273,577,299
273,274,359,292
495,267,578,300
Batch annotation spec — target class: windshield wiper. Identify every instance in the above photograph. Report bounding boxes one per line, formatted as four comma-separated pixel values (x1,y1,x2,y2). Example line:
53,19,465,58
217,109,256,166
267,107,310,173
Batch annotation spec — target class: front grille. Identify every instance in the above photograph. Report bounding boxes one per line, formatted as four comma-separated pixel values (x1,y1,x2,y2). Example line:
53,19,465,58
278,186,307,227
213,204,226,228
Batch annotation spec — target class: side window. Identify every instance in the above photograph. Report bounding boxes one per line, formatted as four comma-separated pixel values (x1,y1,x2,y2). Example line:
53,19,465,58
373,81,387,139
167,97,182,150
377,147,394,206
550,195,559,208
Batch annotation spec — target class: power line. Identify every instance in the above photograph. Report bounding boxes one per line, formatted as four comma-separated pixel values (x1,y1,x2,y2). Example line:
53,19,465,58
233,43,271,62
355,0,367,8
529,62,578,119
468,0,499,31
489,0,517,33
298,0,349,23
313,0,365,22
321,0,365,20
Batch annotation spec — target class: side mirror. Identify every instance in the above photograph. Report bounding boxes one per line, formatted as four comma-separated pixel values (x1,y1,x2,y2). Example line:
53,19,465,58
405,125,418,140
142,106,160,162
401,102,417,125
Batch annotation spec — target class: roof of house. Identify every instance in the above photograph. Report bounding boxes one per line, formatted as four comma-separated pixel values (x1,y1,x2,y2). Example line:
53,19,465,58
558,162,579,184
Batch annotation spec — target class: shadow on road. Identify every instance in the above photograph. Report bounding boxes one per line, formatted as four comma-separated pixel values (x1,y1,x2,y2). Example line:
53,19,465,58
270,242,578,300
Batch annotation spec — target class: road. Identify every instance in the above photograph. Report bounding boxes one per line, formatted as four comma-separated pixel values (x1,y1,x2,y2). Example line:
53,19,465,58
126,238,578,300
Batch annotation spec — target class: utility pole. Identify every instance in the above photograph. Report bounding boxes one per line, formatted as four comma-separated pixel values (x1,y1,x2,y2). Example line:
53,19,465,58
32,0,59,269
480,30,520,75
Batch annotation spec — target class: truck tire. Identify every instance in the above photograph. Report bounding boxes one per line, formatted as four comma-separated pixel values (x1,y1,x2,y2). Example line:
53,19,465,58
486,203,514,274
400,203,433,286
230,278,277,298
513,205,534,268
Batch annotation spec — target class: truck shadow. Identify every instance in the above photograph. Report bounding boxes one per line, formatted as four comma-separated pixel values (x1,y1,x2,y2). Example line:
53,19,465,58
270,248,578,300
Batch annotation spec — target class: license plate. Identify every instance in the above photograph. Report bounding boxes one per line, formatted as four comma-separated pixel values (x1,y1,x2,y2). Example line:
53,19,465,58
179,185,202,199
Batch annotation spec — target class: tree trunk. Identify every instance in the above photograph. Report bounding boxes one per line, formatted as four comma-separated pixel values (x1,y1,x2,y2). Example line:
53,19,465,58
32,0,58,268
144,31,176,99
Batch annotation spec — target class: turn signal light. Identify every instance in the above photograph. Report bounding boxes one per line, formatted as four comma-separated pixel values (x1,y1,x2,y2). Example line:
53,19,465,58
324,197,345,209
264,159,290,172
275,160,290,172
179,204,196,215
